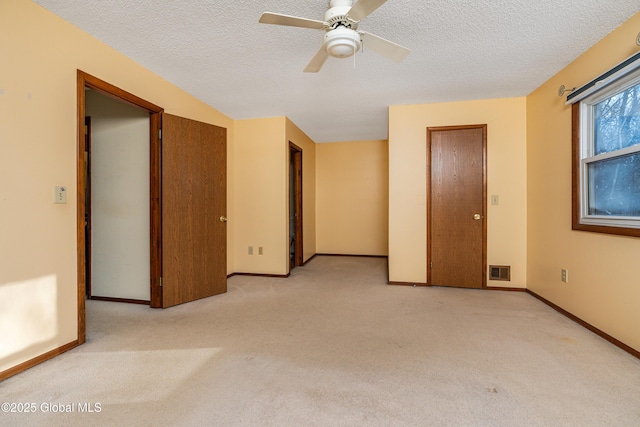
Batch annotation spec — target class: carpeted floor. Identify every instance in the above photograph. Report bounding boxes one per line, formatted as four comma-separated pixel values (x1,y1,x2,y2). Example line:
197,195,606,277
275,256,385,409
1,256,639,426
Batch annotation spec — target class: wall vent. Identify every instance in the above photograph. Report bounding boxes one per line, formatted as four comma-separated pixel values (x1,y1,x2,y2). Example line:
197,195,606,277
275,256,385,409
489,265,511,281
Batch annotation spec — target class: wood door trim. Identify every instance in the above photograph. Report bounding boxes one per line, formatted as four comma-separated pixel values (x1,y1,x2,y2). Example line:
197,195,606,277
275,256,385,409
426,124,487,288
149,112,162,308
79,71,163,112
84,116,92,298
77,70,164,343
289,142,303,269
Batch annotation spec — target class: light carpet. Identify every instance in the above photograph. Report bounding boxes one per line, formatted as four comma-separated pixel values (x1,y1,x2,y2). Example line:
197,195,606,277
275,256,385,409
1,256,639,426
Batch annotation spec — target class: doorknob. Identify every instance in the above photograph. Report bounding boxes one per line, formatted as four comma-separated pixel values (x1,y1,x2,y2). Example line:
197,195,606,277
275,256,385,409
219,216,227,222
473,214,482,220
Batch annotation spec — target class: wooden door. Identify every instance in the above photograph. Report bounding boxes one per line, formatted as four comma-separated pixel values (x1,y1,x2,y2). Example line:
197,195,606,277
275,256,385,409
159,113,227,308
428,125,486,289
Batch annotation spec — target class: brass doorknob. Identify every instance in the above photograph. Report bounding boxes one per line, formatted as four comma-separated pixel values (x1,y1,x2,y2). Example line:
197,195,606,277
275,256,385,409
473,214,482,220
220,216,227,222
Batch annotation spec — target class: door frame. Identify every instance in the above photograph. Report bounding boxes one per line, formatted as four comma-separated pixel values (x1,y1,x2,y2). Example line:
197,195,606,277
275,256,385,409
426,124,487,288
289,142,303,270
76,70,163,344
84,116,92,298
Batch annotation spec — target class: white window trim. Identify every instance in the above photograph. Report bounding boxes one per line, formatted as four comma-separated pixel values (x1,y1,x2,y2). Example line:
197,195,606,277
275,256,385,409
577,69,640,230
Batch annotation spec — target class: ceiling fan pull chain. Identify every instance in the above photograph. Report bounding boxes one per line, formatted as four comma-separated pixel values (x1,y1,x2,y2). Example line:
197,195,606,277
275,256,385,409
353,31,359,69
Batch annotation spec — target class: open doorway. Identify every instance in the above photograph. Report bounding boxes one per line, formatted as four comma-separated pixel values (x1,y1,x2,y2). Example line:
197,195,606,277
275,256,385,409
77,70,163,344
84,88,151,304
289,142,303,271
77,70,228,344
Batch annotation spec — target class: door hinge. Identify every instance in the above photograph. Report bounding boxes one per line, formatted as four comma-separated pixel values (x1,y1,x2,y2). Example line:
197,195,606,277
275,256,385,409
159,277,163,287
158,129,162,140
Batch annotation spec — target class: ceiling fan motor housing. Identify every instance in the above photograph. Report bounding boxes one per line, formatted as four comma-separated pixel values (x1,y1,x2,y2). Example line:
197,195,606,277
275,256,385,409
323,0,361,58
325,0,359,29
328,0,354,11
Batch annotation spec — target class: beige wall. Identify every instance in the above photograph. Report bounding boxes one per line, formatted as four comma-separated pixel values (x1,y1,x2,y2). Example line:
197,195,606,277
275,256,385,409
316,140,389,255
388,98,528,286
0,0,235,373
234,117,288,274
4,0,638,377
234,117,317,275
527,12,640,351
286,119,316,263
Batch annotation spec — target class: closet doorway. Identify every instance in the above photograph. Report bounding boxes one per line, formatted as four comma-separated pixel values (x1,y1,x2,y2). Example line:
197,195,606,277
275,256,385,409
85,88,151,304
289,142,303,271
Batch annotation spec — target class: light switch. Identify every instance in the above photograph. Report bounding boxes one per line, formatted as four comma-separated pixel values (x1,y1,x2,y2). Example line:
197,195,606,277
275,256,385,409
491,195,499,205
54,186,67,204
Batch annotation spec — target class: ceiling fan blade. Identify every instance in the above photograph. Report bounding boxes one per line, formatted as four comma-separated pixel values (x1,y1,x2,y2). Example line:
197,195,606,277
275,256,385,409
304,45,329,73
347,0,388,21
259,12,327,30
360,31,410,63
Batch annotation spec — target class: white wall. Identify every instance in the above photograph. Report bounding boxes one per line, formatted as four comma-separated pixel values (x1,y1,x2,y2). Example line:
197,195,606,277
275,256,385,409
86,90,150,301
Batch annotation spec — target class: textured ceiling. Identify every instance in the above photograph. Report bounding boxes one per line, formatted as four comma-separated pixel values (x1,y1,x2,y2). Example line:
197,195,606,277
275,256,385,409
34,0,640,142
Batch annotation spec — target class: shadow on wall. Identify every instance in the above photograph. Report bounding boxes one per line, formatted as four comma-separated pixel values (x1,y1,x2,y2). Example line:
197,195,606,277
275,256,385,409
0,275,59,369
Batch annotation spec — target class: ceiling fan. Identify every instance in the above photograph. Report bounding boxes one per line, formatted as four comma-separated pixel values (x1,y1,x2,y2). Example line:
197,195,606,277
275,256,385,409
259,0,410,72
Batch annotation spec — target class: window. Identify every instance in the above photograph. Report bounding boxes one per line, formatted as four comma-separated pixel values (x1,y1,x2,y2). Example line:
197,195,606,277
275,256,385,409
571,56,640,237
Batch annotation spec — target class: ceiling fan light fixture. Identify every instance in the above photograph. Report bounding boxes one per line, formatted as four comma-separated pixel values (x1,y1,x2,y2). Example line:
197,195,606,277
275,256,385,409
324,27,361,58
259,0,411,72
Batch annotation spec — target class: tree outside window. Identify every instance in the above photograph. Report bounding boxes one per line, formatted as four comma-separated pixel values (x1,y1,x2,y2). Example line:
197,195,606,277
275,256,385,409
572,70,640,237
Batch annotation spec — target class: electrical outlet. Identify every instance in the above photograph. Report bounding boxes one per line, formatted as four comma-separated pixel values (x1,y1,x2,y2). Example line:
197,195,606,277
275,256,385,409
248,246,253,255
258,247,263,255
54,186,67,204
561,269,568,283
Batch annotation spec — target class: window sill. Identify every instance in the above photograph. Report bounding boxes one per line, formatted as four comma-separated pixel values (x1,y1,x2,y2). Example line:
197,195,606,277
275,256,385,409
572,222,640,238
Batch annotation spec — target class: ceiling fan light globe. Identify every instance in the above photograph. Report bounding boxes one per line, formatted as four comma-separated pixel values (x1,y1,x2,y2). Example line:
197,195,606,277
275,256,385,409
327,41,355,58
324,27,361,58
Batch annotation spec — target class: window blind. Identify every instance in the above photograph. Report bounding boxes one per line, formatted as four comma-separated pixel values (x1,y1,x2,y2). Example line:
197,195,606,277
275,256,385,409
566,50,640,105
